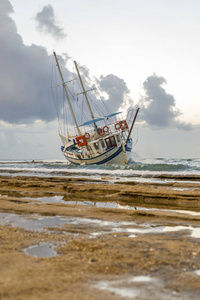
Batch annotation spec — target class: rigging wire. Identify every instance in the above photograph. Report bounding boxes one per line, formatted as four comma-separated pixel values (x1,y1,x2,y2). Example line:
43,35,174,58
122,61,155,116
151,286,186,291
54,57,81,135
68,84,89,126
87,84,114,118
72,60,119,127
132,127,139,148
71,61,107,125
88,95,120,125
132,118,139,148
59,61,90,126
129,108,134,121
73,66,92,125
51,55,75,136
52,55,127,133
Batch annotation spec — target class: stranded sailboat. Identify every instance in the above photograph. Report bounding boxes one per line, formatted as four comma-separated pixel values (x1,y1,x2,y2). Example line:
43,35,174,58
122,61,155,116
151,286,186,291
53,51,139,165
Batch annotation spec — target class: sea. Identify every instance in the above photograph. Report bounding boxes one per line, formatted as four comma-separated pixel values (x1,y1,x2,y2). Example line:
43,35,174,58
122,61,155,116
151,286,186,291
0,156,200,184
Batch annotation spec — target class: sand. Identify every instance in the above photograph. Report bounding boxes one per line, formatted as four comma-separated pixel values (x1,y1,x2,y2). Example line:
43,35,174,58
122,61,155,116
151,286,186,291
0,174,200,299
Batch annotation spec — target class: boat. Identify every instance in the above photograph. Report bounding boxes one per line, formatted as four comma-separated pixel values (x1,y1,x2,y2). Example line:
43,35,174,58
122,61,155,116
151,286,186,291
52,51,139,165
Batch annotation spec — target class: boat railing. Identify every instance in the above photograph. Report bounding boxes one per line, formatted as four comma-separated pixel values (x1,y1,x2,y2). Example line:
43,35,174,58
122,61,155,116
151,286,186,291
77,118,130,141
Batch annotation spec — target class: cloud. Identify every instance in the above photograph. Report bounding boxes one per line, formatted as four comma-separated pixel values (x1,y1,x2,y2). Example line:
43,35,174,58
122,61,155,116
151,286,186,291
35,5,66,40
0,0,192,133
0,0,57,124
96,74,131,112
139,74,192,130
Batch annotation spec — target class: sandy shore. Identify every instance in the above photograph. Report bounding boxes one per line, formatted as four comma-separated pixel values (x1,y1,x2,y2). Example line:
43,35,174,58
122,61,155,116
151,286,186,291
0,175,200,299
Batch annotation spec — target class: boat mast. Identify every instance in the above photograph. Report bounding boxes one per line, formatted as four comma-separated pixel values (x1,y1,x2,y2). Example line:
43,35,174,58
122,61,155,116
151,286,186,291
53,51,82,136
74,61,97,129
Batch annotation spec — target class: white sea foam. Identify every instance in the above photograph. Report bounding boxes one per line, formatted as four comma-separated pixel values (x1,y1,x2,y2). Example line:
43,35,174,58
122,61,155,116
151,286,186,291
0,158,200,184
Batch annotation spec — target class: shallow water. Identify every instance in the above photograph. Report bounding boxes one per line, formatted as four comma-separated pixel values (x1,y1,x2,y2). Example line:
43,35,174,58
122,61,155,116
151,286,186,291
194,270,200,276
62,200,200,217
94,279,140,298
23,195,200,217
29,195,66,204
93,275,182,299
1,190,196,216
1,211,200,239
24,243,57,257
0,158,200,185
0,212,69,232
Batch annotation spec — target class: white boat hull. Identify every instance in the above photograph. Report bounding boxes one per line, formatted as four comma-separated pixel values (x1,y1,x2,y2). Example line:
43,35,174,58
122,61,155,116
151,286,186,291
62,145,128,165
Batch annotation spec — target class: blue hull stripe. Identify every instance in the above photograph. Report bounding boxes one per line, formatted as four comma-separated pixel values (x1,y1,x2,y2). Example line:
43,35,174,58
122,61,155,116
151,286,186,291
64,145,123,165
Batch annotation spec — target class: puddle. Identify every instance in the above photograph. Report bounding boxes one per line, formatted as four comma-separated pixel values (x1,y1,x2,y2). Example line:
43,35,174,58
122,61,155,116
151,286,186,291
194,270,200,276
0,212,70,231
93,276,181,299
129,276,153,283
4,193,200,217
26,196,66,204
190,227,200,239
0,211,135,233
172,210,200,216
172,188,191,191
96,281,139,298
163,225,200,239
92,224,199,239
1,211,200,240
162,225,190,233
93,277,141,299
49,199,200,217
128,225,200,239
64,200,133,209
24,243,57,257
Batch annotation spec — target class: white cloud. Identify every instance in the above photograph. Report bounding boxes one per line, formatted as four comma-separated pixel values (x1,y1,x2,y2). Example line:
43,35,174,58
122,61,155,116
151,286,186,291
139,74,192,130
35,5,66,40
0,0,57,124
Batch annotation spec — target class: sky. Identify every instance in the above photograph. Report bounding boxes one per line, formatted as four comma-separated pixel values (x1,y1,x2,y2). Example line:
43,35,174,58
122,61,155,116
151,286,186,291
0,0,200,159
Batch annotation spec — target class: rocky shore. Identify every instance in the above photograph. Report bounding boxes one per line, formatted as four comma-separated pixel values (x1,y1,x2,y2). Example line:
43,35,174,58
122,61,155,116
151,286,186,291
0,174,200,299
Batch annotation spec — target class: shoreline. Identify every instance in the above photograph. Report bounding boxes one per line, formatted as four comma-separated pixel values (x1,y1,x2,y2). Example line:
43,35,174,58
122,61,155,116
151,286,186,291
1,174,200,299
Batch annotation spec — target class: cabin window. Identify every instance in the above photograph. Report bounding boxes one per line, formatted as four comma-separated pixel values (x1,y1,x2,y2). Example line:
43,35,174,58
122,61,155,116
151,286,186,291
101,140,105,148
106,139,111,149
86,145,92,151
105,136,117,149
94,142,99,150
110,136,116,146
116,134,121,143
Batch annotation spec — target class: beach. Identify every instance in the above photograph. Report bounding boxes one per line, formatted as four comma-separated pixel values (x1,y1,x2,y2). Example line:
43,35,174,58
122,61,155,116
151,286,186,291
1,172,200,299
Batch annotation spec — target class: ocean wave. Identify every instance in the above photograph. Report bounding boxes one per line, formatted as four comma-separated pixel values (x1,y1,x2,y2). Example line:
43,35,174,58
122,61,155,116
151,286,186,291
0,158,200,182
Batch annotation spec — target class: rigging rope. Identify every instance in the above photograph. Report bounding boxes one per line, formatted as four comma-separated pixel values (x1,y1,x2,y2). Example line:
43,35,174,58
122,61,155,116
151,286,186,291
52,55,126,134
132,123,139,148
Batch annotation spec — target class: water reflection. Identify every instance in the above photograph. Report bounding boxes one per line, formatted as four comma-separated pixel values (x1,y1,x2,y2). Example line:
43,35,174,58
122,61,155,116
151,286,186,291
0,211,200,239
93,275,181,299
24,243,57,257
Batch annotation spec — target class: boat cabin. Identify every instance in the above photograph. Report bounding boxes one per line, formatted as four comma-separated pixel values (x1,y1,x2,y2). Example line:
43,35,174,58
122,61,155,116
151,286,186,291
85,132,122,156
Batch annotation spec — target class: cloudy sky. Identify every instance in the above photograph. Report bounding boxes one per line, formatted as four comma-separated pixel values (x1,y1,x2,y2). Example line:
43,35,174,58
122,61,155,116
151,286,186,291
0,0,200,159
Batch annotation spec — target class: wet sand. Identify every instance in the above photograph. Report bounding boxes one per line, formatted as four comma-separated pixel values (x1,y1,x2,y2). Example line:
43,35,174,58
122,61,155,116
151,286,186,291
0,174,200,299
